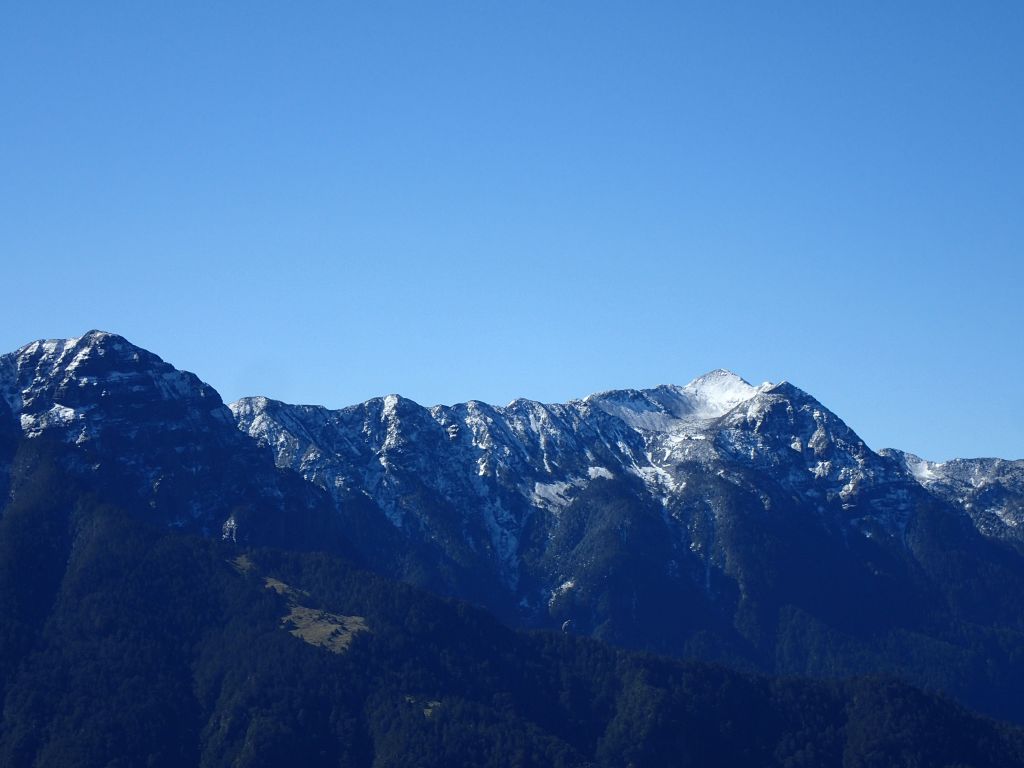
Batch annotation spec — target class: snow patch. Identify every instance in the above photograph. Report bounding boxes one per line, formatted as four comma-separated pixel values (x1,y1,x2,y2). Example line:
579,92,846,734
548,578,576,607
811,461,832,479
19,404,81,438
681,369,764,418
908,457,938,483
996,508,1020,528
532,481,574,510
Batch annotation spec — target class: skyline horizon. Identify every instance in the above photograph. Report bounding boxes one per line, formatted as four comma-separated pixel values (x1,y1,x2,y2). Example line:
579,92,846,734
3,3,1021,463
2,327,1018,463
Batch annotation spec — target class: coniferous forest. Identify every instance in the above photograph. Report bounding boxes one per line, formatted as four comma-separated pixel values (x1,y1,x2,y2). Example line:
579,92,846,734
1,435,1023,767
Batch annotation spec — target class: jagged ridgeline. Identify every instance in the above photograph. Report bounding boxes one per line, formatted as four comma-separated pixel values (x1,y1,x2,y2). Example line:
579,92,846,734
2,331,1024,766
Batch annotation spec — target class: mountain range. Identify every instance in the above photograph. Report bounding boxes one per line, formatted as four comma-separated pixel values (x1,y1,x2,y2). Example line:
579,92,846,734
2,330,1024,765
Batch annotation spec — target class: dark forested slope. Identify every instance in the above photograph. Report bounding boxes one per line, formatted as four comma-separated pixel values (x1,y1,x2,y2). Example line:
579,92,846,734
0,436,1022,767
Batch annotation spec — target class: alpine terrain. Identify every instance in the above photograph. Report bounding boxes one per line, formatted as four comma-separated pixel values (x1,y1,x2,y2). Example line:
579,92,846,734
1,330,1023,766
232,357,1024,722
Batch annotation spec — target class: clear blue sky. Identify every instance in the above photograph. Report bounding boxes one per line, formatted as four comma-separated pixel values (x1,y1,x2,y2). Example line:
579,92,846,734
2,2,1021,460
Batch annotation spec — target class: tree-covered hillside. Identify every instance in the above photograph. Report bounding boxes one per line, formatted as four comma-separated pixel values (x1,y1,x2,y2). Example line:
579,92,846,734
1,438,1022,768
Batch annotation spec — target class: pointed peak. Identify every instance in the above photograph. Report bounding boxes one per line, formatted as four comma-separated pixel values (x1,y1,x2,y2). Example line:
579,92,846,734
681,369,762,411
763,380,815,402
685,368,751,388
377,393,429,416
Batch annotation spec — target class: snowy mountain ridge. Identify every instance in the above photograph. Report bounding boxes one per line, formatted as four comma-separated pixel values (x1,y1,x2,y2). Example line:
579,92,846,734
234,369,901,515
230,360,1024,618
882,449,1024,535
5,332,1019,562
5,330,1024,706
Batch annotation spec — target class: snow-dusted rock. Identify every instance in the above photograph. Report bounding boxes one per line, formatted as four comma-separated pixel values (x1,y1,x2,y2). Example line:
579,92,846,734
230,367,977,628
884,449,1024,540
0,331,334,545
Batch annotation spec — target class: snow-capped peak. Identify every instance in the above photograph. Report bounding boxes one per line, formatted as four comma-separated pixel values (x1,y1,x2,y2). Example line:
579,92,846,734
678,369,766,420
583,370,769,433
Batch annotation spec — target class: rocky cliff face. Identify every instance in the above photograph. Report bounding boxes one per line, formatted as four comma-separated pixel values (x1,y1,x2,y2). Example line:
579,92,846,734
883,449,1024,542
0,331,340,550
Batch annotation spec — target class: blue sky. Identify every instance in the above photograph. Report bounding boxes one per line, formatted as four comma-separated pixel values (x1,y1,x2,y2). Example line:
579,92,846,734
2,2,1021,460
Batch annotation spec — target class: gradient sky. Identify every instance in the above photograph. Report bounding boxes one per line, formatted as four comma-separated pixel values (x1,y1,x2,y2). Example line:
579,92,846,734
2,2,1022,460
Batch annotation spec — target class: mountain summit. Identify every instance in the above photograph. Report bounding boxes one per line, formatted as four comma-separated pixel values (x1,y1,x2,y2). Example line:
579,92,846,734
0,331,342,547
584,369,767,432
